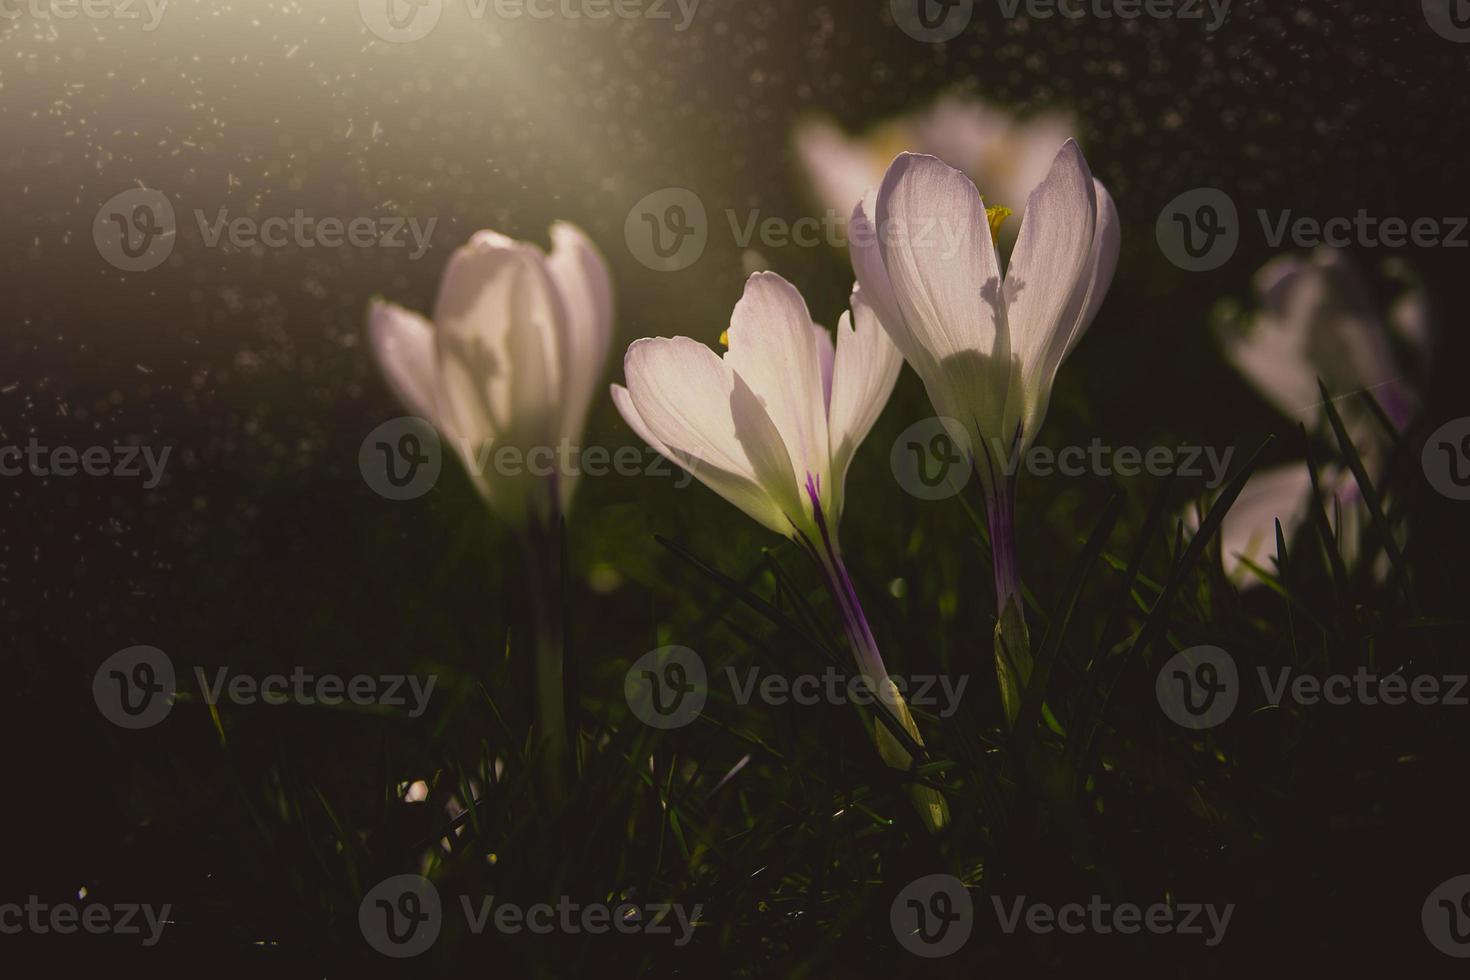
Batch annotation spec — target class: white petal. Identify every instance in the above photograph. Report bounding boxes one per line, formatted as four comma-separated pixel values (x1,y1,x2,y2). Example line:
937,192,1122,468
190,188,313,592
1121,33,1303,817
623,337,800,533
722,272,831,497
811,321,835,411
367,299,450,437
545,222,613,449
849,192,920,368
1004,140,1098,404
827,285,902,519
1019,176,1120,443
870,154,1014,455
875,152,1007,370
431,232,565,455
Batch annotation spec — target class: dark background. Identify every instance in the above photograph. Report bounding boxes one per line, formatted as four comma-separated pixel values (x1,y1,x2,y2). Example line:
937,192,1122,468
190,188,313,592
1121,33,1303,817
3,0,1469,973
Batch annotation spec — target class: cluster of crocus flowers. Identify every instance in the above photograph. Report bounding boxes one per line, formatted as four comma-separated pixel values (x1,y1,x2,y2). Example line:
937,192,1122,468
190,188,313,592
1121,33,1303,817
848,141,1120,723
793,91,1076,244
613,272,949,831
1211,246,1428,583
369,222,614,805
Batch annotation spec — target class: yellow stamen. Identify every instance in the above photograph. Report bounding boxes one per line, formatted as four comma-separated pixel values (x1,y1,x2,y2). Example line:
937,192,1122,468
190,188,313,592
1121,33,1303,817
719,329,729,347
986,205,1013,246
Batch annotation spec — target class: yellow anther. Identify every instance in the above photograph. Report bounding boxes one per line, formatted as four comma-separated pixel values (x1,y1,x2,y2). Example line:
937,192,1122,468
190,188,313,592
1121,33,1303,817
985,206,1013,246
719,329,729,347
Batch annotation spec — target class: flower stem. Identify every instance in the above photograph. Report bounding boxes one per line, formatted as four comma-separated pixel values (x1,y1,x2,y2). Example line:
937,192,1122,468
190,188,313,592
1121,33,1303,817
799,479,949,832
985,481,1023,621
982,478,1032,728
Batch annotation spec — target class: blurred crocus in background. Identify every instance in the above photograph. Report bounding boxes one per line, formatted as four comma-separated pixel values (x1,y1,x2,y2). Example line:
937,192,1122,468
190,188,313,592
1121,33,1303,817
613,271,950,831
851,142,1119,726
793,91,1075,243
1211,246,1429,584
369,223,614,805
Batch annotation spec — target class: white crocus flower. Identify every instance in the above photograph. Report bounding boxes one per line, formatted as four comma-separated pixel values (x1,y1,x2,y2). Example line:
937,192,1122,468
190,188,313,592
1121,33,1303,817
1207,246,1427,588
613,272,949,831
852,142,1118,610
1222,245,1419,434
369,223,613,529
793,91,1076,242
849,141,1118,727
368,222,613,808
612,271,901,548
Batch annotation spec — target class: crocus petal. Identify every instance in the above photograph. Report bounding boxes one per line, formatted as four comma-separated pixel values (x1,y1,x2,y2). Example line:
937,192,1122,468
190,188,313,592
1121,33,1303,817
875,152,1007,371
545,222,613,448
812,321,835,410
723,272,831,498
612,382,788,535
432,232,566,457
368,299,451,437
1018,176,1120,443
1004,140,1098,405
623,337,800,533
826,286,902,519
849,192,921,369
